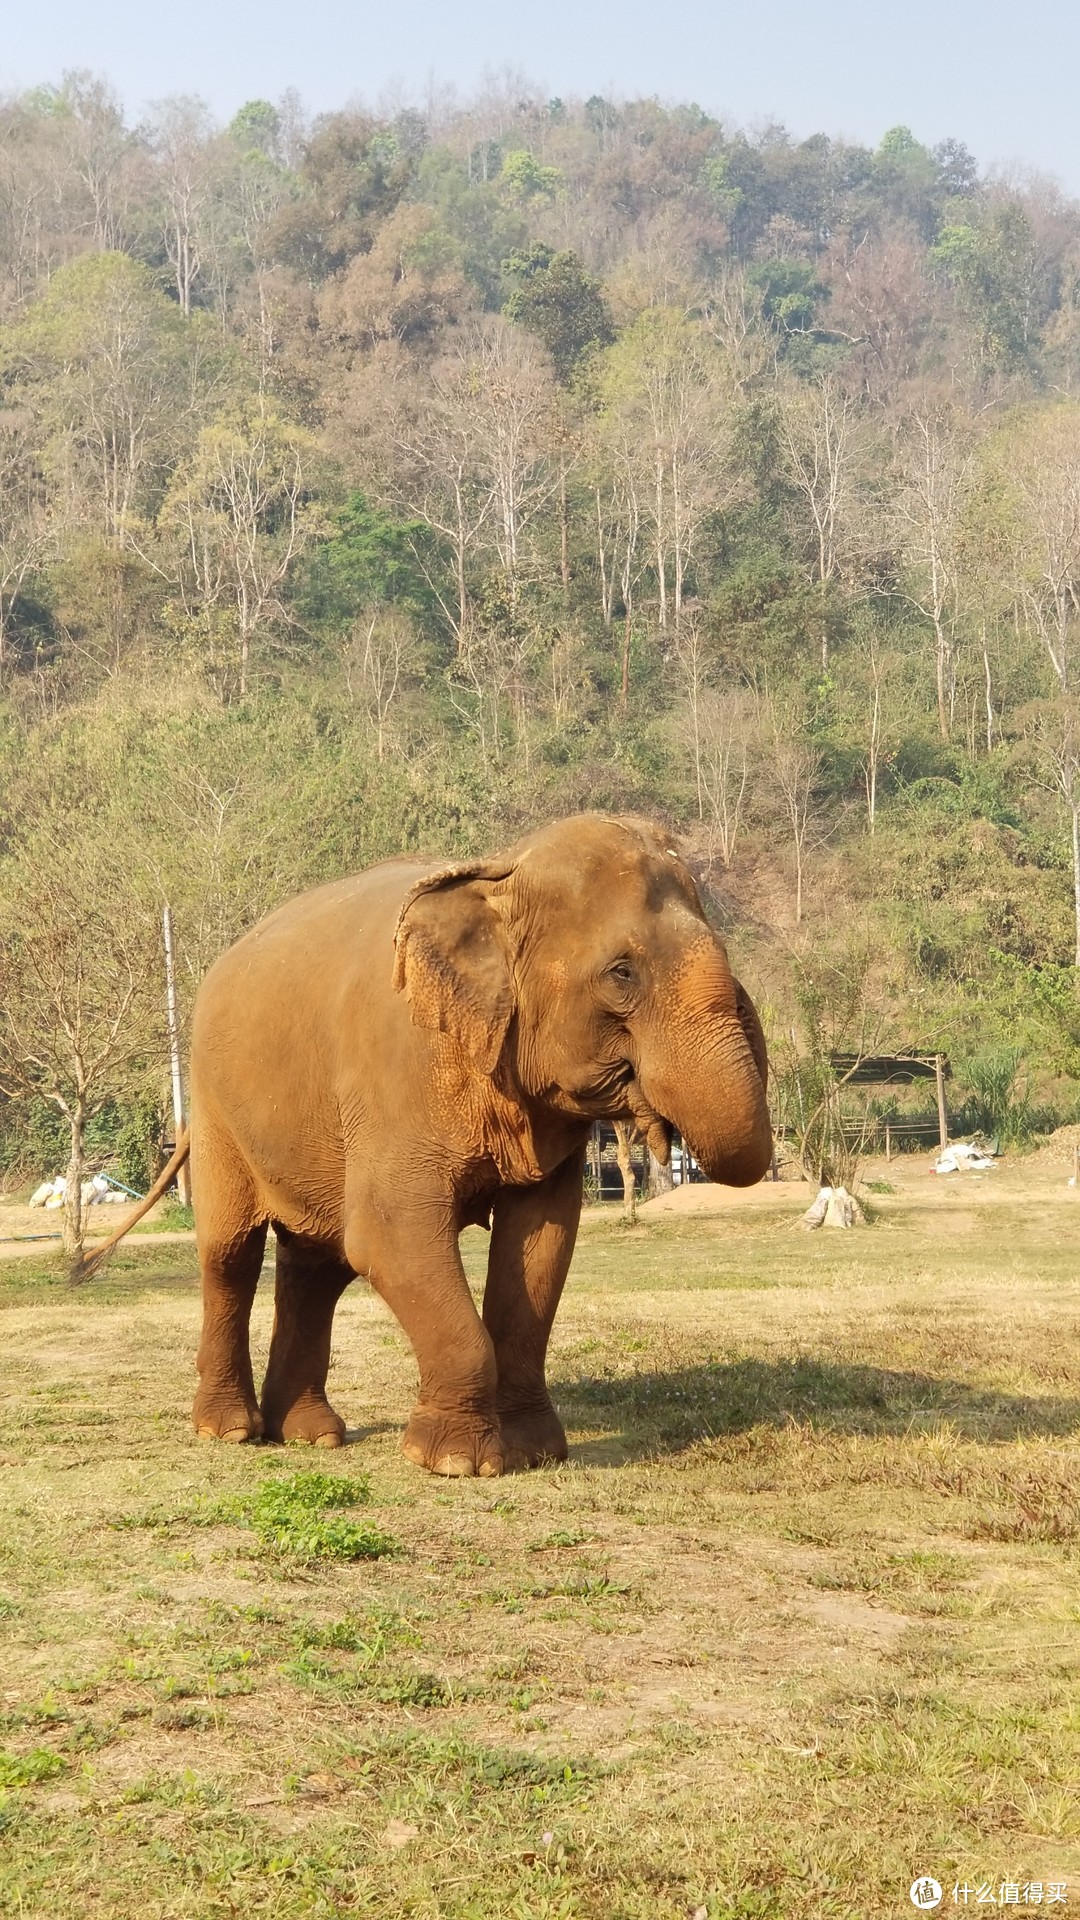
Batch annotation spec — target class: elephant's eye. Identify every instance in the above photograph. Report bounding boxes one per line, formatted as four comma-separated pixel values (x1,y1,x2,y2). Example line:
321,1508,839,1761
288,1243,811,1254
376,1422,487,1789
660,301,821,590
607,960,635,986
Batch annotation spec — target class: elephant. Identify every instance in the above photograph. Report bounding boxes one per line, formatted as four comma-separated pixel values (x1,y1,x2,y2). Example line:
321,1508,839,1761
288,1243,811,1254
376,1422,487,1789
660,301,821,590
92,813,772,1476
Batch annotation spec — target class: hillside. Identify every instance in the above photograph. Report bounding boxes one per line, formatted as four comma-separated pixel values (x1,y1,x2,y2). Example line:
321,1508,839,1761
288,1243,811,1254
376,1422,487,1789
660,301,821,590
3,77,1080,1175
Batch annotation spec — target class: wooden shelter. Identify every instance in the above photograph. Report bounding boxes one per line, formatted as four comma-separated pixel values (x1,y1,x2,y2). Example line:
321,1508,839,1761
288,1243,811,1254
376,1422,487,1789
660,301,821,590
828,1052,951,1153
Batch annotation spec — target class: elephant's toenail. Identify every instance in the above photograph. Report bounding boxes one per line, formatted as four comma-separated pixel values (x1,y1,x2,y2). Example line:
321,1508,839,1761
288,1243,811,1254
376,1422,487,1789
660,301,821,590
435,1453,476,1476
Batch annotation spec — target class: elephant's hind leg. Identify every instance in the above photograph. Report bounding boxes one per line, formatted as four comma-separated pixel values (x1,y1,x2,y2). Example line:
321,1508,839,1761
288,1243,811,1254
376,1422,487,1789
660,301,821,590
259,1232,352,1447
192,1132,267,1443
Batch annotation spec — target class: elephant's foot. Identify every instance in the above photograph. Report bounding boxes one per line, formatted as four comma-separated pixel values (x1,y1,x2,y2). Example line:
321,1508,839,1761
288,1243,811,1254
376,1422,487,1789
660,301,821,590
260,1390,346,1449
499,1399,568,1472
402,1404,504,1478
192,1384,264,1444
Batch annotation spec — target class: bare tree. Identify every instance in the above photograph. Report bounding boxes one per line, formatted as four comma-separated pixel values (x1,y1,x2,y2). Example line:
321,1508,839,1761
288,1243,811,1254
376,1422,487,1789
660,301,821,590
1006,405,1080,695
699,688,754,867
858,633,890,835
5,249,221,573
0,841,164,1261
0,402,50,678
1028,699,1080,965
59,72,139,253
0,93,80,310
343,608,419,761
446,618,534,769
592,451,645,706
147,96,215,315
163,402,320,697
467,323,558,589
825,225,944,401
768,715,824,925
775,937,883,1193
699,266,771,389
778,373,864,670
350,322,557,643
598,308,741,631
892,403,975,739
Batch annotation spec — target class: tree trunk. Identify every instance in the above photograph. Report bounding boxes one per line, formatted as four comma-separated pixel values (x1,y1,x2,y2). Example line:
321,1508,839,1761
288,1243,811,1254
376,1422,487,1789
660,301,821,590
934,616,952,742
648,1147,674,1198
596,490,612,625
614,1121,637,1223
1072,798,1080,970
865,673,880,835
559,465,570,597
655,447,667,630
62,1101,87,1261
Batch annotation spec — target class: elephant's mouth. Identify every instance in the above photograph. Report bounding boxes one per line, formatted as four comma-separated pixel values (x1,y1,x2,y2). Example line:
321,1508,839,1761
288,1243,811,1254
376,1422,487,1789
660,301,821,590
572,1065,674,1164
555,1058,635,1116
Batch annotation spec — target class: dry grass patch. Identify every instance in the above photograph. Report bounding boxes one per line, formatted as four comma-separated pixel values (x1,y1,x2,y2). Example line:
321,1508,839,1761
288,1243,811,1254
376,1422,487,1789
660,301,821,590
1,1173,1079,1916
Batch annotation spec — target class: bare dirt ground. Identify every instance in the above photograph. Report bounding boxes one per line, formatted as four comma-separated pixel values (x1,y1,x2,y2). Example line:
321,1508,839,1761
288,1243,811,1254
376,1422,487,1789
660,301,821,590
0,1194,174,1256
609,1140,1080,1217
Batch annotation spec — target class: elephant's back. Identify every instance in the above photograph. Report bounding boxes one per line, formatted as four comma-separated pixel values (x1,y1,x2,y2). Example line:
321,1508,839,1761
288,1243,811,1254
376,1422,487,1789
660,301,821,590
189,858,431,1120
195,859,424,1013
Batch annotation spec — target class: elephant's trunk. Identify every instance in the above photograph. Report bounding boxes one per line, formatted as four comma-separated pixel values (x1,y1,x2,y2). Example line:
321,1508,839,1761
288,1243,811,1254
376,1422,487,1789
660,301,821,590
637,940,772,1188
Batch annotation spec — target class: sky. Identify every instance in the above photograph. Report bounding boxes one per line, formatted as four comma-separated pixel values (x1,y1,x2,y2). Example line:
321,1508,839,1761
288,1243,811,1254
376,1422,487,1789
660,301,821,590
3,0,1078,193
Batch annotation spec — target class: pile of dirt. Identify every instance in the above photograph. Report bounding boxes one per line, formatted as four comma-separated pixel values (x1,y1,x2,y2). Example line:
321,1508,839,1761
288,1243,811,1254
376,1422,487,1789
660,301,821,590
1030,1122,1080,1169
638,1179,802,1216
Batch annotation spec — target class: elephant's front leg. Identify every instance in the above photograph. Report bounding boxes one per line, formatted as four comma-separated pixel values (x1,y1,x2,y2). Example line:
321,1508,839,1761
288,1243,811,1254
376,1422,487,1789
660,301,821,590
356,1196,503,1478
483,1148,585,1471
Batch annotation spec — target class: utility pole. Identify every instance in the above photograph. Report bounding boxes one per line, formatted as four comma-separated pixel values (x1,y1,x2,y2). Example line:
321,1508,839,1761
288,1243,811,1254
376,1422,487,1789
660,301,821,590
162,905,191,1204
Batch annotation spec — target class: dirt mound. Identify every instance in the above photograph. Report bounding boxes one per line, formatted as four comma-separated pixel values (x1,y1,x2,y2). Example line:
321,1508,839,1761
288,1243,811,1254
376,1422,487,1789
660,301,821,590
638,1179,803,1215
1031,1123,1080,1168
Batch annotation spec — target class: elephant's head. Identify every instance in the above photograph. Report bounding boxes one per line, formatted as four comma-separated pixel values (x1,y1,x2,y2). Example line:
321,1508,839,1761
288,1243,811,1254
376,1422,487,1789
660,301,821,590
393,813,772,1187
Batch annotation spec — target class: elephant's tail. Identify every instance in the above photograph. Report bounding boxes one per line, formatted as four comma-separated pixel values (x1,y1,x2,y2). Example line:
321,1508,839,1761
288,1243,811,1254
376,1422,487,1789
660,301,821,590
71,1127,192,1285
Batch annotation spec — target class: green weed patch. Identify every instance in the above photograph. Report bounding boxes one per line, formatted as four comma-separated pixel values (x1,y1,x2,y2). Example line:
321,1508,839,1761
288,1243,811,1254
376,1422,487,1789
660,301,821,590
0,1748,67,1788
237,1470,401,1561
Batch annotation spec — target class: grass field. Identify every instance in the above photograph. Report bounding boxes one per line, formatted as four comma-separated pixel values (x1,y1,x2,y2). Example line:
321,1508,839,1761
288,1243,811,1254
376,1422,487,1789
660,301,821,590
0,1161,1078,1918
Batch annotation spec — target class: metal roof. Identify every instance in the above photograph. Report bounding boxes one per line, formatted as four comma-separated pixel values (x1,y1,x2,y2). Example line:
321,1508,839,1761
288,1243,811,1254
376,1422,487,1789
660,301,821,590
827,1052,950,1086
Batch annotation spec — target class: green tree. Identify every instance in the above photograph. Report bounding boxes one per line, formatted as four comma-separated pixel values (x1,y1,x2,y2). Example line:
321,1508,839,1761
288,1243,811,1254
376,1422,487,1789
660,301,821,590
297,491,437,633
746,257,829,338
498,149,561,204
503,244,614,384
932,201,1045,373
228,99,282,160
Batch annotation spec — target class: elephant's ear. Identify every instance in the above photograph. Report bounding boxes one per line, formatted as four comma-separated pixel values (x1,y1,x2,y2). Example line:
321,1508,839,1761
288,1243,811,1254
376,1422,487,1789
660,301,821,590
393,860,516,1075
734,979,768,1097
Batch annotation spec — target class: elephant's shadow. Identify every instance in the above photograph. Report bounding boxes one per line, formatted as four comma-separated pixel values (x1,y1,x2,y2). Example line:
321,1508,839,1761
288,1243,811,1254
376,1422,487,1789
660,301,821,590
551,1355,1080,1466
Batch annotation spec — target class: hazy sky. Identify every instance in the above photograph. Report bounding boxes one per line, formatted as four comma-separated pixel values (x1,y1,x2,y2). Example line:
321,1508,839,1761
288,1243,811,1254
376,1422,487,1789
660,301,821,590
3,0,1076,193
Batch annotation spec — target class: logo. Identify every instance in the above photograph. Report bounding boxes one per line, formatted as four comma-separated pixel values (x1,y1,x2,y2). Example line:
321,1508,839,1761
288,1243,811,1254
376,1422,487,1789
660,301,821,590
910,1881,943,1911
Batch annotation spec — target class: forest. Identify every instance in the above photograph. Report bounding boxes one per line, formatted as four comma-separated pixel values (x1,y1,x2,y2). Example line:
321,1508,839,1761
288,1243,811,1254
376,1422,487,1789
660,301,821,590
3,70,1080,1201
